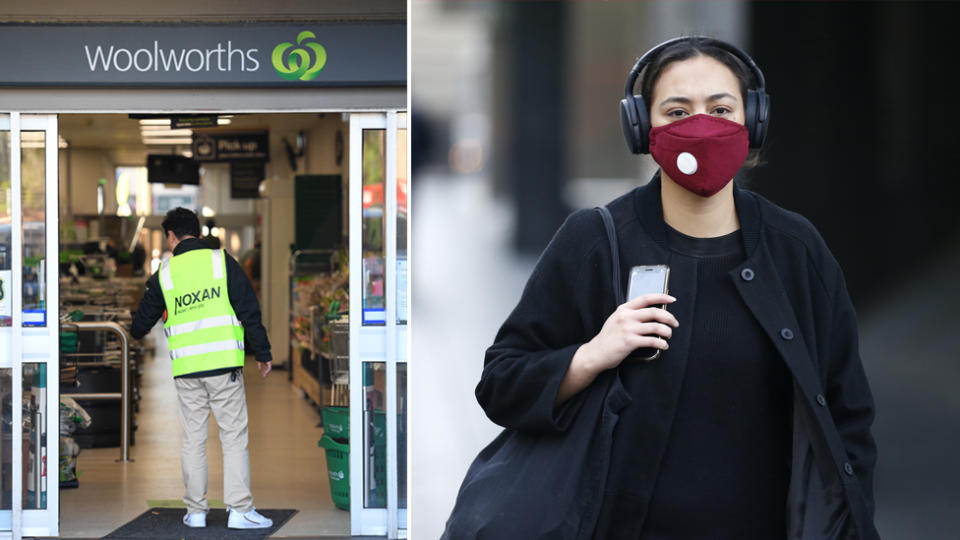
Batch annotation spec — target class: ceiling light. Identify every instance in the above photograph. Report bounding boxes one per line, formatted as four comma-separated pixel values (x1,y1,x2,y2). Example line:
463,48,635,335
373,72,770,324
139,125,181,132
139,119,170,126
217,118,232,125
142,138,193,145
139,128,193,136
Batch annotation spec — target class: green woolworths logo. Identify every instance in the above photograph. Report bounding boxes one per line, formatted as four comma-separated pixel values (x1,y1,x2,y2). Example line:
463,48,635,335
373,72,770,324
272,31,327,81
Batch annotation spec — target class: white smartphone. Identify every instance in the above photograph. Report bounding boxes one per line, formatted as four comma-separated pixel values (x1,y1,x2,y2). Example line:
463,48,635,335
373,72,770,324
626,265,670,361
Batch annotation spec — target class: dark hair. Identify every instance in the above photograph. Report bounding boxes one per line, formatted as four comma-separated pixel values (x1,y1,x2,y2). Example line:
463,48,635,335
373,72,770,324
162,207,201,239
639,36,764,171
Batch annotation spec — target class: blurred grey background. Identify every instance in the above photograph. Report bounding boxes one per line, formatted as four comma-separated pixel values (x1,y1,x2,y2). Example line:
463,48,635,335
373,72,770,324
411,1,960,538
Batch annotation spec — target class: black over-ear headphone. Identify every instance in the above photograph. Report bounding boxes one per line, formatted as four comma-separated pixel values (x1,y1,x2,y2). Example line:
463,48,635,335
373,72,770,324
619,36,770,154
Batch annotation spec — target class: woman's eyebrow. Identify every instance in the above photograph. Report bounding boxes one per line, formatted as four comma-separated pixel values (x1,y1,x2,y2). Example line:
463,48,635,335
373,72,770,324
658,93,738,107
707,92,738,102
658,96,692,107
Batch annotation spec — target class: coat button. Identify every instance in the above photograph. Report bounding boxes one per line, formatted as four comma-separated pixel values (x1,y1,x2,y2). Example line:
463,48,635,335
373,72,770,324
816,394,827,407
843,462,855,476
780,328,794,340
740,268,755,281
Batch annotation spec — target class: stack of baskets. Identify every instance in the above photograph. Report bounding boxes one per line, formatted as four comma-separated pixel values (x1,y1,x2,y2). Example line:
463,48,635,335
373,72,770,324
318,407,350,510
318,407,387,511
317,315,389,510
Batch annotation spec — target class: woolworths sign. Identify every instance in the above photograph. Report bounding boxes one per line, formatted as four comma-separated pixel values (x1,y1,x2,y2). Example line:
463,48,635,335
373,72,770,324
0,23,404,87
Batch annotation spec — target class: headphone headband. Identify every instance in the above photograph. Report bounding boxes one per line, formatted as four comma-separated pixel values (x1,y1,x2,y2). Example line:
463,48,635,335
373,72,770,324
624,36,766,100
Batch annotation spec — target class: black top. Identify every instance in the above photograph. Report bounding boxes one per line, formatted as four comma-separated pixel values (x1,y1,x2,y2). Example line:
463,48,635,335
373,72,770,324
593,224,793,539
130,237,273,377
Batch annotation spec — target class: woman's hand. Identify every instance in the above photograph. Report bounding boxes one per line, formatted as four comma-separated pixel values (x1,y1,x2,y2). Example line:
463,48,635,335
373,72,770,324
585,293,678,370
555,294,678,406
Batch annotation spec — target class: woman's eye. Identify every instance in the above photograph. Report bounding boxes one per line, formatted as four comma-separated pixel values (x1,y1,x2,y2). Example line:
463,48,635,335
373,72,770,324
712,107,731,115
667,109,687,118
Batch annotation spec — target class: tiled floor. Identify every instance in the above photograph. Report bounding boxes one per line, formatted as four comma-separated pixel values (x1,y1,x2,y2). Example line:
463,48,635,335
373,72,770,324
59,326,348,537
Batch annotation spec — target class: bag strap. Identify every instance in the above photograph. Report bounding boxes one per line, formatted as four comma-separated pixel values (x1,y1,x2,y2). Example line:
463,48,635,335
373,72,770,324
595,206,623,305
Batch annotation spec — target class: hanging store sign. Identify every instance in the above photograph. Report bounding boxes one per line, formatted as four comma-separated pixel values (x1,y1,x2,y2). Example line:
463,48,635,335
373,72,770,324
0,23,405,87
170,115,219,129
230,160,265,199
193,131,269,162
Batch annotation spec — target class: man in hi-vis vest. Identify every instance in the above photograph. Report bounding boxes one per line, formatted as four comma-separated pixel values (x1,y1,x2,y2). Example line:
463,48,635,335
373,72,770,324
131,207,273,530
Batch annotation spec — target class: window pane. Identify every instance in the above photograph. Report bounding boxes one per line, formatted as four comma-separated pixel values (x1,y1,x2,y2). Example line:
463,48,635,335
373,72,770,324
0,365,41,510
151,182,199,215
21,132,46,327
23,363,46,509
0,367,10,510
0,129,10,327
363,361,386,508
361,129,386,326
115,166,151,217
397,362,407,510
396,126,408,325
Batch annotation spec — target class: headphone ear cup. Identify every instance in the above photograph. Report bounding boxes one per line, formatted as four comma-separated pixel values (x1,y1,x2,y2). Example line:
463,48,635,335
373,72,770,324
745,89,771,149
744,90,760,148
620,97,641,154
634,95,651,154
755,92,770,148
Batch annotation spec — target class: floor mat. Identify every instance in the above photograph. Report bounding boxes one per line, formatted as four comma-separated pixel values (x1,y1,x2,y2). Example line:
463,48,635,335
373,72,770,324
146,498,225,508
103,508,297,539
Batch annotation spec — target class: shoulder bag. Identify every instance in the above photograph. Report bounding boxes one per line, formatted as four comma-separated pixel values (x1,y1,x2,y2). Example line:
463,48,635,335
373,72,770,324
441,207,630,540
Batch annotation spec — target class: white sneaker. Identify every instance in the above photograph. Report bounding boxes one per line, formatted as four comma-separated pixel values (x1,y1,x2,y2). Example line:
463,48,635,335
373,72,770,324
182,512,207,528
227,507,273,529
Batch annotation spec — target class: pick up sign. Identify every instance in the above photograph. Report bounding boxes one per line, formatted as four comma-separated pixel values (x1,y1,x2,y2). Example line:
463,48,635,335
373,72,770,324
192,131,269,162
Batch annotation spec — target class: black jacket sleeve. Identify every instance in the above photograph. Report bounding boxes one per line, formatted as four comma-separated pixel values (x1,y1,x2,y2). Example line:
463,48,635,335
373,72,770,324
225,252,273,364
130,272,165,340
476,210,605,434
825,264,878,518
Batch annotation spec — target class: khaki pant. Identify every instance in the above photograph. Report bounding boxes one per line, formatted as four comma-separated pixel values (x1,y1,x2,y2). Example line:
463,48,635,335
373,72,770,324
175,369,254,514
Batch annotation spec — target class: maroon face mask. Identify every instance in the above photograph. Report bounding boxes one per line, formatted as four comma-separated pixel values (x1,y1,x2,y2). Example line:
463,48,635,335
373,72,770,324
649,114,749,197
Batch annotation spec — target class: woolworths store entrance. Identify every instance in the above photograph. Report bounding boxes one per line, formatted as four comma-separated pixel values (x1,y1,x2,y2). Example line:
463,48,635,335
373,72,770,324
0,22,407,539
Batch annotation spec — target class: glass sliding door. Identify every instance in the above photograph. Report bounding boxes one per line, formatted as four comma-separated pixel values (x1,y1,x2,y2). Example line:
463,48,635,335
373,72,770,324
0,113,60,538
349,111,408,538
395,113,408,533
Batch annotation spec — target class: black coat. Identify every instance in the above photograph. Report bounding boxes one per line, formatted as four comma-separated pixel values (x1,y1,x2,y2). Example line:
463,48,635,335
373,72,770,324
445,175,879,539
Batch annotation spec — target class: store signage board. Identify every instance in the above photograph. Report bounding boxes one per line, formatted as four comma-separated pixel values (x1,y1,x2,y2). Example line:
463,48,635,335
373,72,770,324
0,23,405,87
23,309,45,327
363,309,386,325
171,115,219,129
193,131,269,162
230,160,264,199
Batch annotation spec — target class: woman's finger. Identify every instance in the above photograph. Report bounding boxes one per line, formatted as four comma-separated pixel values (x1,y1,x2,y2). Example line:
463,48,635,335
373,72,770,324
624,306,680,327
620,320,673,340
627,334,669,350
623,293,675,310
636,321,673,339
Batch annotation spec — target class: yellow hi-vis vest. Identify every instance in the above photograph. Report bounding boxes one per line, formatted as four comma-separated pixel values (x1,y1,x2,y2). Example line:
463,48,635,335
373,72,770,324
158,249,245,377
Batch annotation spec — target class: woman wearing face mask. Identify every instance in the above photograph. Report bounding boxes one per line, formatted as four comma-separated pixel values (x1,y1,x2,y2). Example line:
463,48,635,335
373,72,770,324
443,37,879,540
